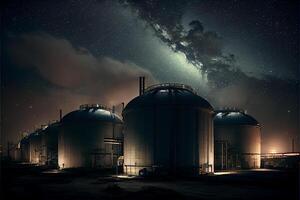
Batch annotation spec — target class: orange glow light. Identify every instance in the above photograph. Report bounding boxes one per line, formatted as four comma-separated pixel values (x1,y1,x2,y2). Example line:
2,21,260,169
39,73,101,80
270,149,277,154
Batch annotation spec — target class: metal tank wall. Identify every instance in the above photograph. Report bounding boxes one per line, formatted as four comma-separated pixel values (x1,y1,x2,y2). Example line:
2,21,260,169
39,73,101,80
58,105,123,169
28,131,43,164
123,84,214,176
20,137,30,162
214,111,261,169
40,122,59,165
19,123,59,165
13,144,22,161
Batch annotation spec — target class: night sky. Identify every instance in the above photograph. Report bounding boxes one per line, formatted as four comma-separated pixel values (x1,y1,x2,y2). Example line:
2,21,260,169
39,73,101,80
1,0,299,153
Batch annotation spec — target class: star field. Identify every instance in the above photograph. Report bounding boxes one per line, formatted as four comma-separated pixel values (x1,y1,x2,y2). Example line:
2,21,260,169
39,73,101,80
1,0,299,153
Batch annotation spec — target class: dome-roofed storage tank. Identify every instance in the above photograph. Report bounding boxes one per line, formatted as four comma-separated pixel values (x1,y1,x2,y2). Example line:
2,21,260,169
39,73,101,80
20,136,30,163
28,130,43,164
58,104,123,169
40,122,60,166
13,143,22,162
123,83,214,176
19,122,60,165
214,110,261,169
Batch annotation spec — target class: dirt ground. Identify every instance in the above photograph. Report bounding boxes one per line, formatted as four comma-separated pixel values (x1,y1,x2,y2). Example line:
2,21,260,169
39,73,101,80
1,162,299,200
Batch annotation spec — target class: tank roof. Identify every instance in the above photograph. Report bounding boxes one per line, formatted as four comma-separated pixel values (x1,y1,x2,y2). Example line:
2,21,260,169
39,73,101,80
124,83,213,112
61,106,122,124
214,110,259,126
79,104,108,110
144,83,196,94
40,121,60,134
24,130,41,140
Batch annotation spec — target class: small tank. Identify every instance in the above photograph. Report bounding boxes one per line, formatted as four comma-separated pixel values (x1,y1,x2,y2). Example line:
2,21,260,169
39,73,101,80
58,104,123,169
214,110,261,169
123,83,214,176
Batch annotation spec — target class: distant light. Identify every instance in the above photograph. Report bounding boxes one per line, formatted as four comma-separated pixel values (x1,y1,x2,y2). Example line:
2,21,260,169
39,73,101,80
42,169,63,174
270,149,277,154
116,175,136,179
228,112,240,116
214,171,237,175
284,152,300,156
159,89,168,93
216,113,222,117
250,169,279,172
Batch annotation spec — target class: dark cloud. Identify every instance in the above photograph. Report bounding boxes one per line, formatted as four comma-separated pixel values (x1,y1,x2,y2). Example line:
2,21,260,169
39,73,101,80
8,32,155,102
2,32,156,143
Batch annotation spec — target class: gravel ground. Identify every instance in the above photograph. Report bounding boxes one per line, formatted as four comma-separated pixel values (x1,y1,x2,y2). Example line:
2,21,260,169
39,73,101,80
1,163,299,200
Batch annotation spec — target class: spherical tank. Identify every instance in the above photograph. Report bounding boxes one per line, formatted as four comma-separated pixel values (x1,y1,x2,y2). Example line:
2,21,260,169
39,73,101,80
58,104,123,169
123,83,214,176
214,110,261,169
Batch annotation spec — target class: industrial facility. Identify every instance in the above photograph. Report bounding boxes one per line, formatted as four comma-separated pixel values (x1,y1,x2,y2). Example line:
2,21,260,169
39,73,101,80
16,122,60,165
58,104,123,169
122,77,214,176
214,110,261,169
19,135,30,162
11,77,290,176
40,122,60,166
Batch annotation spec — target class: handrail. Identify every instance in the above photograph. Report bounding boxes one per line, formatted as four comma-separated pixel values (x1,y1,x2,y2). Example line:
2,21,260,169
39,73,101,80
144,83,196,94
215,109,245,114
79,104,109,110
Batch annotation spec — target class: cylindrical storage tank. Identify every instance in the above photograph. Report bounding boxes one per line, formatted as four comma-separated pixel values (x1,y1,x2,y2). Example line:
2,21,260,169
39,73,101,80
40,122,60,166
58,104,123,169
28,131,42,164
123,83,214,176
20,136,30,162
214,110,261,169
13,144,22,161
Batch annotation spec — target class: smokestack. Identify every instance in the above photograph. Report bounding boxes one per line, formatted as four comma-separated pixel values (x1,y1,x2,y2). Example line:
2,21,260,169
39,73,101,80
139,77,142,96
59,109,62,121
139,76,146,96
7,141,10,159
142,76,145,94
112,105,115,113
